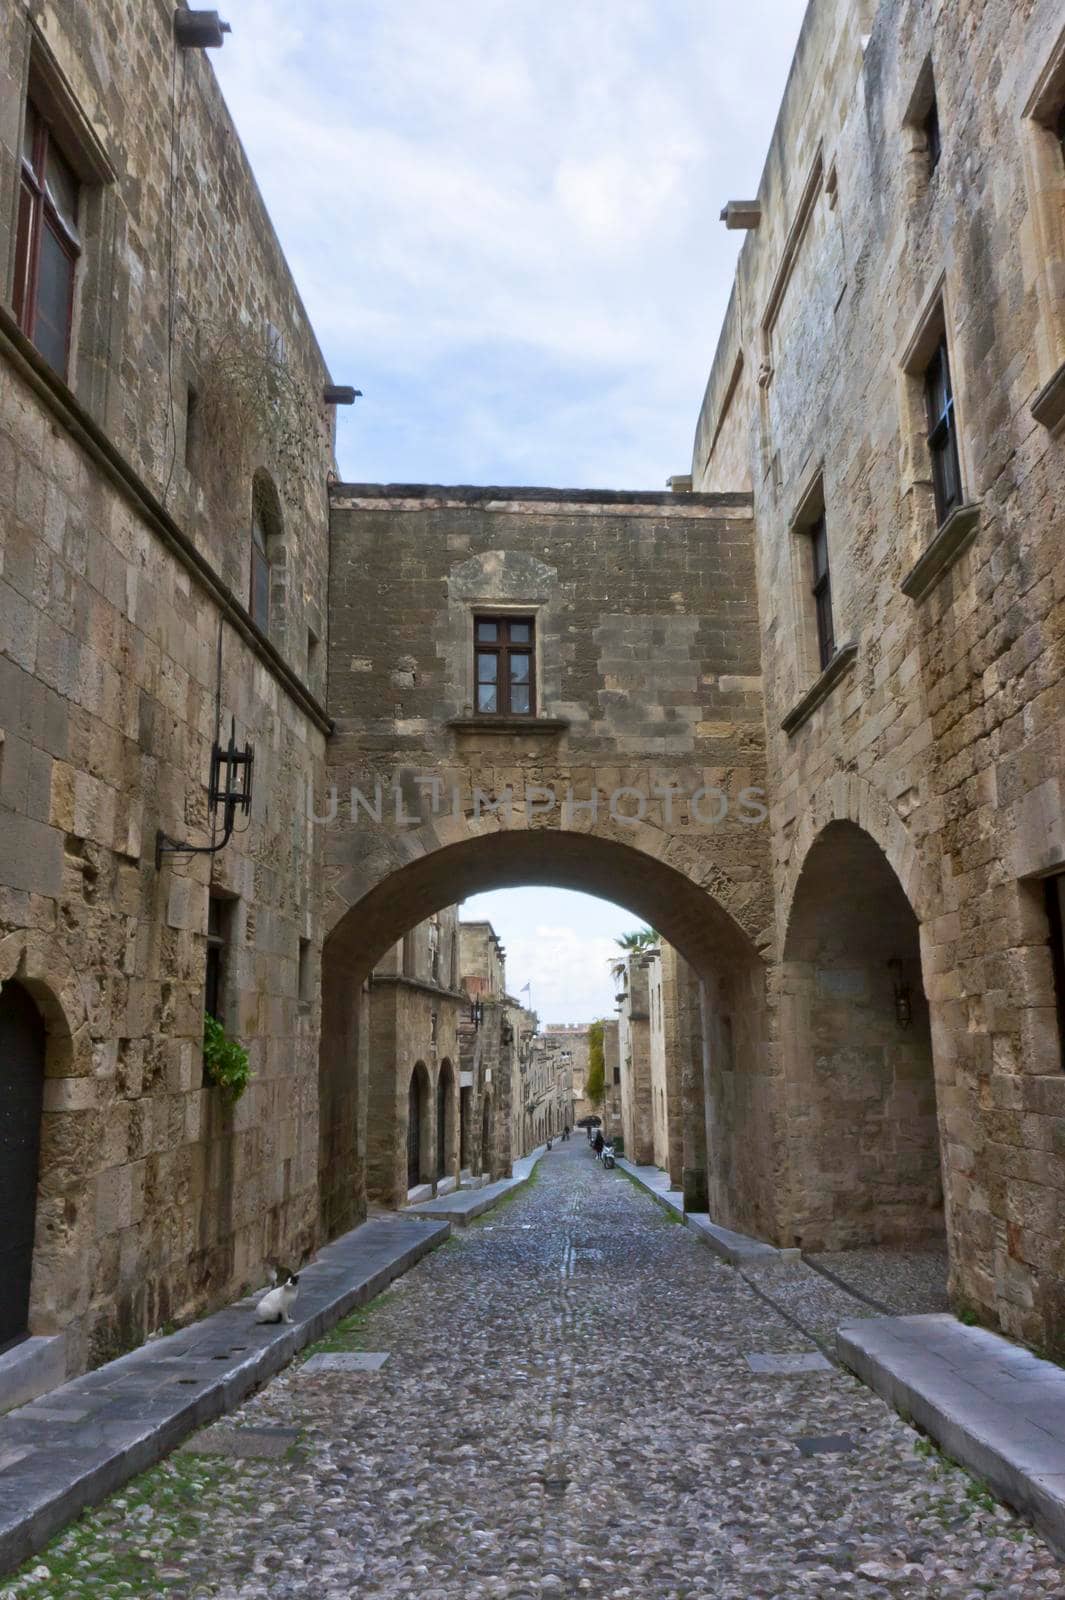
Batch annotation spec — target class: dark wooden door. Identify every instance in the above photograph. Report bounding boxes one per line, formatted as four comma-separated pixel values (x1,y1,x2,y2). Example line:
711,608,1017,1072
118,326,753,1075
0,982,45,1349
407,1070,422,1190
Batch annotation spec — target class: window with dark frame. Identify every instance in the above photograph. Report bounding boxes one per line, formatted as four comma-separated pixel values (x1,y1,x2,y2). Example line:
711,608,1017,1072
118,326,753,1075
474,616,535,716
204,895,230,1024
923,93,942,173
1046,875,1065,1061
809,514,835,673
924,336,963,527
14,100,81,378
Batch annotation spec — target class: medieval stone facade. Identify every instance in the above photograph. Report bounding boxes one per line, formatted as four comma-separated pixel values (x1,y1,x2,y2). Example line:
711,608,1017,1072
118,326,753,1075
4,0,1065,1399
0,1,336,1379
366,909,466,1208
692,0,1065,1343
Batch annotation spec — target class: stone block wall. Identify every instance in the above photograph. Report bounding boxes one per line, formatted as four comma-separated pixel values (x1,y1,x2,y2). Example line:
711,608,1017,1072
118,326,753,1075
692,0,1065,1340
0,1,335,1376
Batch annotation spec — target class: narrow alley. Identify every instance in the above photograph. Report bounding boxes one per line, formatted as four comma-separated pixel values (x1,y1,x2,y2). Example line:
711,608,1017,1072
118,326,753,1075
11,1143,1063,1600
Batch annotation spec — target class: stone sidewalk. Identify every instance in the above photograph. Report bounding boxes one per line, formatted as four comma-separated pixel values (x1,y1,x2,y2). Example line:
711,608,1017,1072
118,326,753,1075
4,1140,1062,1598
841,1313,1065,1561
406,1145,546,1225
0,1213,448,1575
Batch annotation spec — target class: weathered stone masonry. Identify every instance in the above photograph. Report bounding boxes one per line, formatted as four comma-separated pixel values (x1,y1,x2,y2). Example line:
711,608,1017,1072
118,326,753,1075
0,0,335,1376
694,0,1065,1341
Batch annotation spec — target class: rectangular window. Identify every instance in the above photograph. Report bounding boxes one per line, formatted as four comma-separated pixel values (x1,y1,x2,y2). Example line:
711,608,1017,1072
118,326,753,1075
14,100,81,378
205,895,232,1023
809,515,835,672
1047,875,1065,1055
474,616,535,716
924,337,963,526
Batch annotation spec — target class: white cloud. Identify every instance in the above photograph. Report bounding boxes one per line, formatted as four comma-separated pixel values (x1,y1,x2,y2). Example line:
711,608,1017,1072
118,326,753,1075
211,0,807,486
500,925,621,1025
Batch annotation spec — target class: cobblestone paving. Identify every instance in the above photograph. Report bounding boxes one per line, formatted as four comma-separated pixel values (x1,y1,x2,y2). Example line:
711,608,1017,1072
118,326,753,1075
5,1144,1065,1599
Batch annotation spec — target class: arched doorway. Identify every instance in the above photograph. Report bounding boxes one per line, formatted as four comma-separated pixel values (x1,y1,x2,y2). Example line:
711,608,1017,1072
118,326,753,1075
0,981,46,1348
436,1059,455,1182
781,821,943,1250
407,1062,430,1192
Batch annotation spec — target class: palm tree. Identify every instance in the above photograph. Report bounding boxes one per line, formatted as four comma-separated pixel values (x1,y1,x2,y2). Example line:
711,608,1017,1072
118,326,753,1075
610,927,659,978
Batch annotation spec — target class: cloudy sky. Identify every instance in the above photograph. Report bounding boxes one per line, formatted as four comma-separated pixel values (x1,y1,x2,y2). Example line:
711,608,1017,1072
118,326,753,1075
459,888,649,1024
211,0,805,488
212,2,804,1019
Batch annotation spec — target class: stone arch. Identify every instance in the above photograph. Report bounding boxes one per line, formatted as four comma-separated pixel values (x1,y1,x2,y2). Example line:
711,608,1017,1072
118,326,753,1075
318,824,780,1242
780,819,945,1252
778,772,932,946
0,931,92,1077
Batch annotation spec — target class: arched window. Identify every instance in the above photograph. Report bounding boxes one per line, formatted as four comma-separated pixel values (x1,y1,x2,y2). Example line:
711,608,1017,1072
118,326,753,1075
249,472,283,636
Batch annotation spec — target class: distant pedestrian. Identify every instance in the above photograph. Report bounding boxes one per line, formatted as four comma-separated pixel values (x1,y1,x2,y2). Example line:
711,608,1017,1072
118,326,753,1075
593,1129,605,1159
562,1124,570,1142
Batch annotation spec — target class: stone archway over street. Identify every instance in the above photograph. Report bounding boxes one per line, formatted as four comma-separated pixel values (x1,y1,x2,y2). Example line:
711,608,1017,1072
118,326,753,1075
316,482,780,1241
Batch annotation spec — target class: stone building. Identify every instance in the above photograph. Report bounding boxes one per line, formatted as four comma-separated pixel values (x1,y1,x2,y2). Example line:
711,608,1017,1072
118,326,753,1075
0,1,339,1384
544,1023,591,1125
365,909,467,1208
5,0,1065,1395
506,995,539,1160
601,1020,623,1139
616,949,657,1166
521,1031,575,1150
690,0,1065,1342
458,919,524,1180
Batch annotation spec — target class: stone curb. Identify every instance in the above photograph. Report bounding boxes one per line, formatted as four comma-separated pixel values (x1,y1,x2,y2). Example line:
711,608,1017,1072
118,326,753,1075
0,1213,449,1576
405,1144,547,1226
615,1158,785,1265
838,1313,1065,1558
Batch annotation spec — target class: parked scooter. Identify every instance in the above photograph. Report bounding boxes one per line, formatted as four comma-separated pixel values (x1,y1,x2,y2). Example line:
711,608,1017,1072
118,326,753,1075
600,1141,616,1169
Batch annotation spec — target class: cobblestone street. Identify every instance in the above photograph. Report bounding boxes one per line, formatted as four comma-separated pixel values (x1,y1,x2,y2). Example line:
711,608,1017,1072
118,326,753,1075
7,1144,1065,1599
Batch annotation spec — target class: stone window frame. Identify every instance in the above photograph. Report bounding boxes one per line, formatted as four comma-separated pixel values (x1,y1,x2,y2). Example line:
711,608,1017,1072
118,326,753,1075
249,469,286,644
5,27,118,416
789,467,833,685
442,550,562,726
901,57,943,204
1046,874,1065,1059
14,97,82,379
780,467,858,736
204,889,239,1049
896,281,981,602
1022,21,1065,430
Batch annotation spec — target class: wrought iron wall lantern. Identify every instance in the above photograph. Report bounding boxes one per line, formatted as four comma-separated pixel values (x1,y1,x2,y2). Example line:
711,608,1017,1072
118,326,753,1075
888,958,913,1028
156,719,254,868
468,999,484,1029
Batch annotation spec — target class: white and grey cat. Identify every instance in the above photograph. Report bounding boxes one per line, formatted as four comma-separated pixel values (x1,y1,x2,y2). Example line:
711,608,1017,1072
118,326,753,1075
254,1267,300,1324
